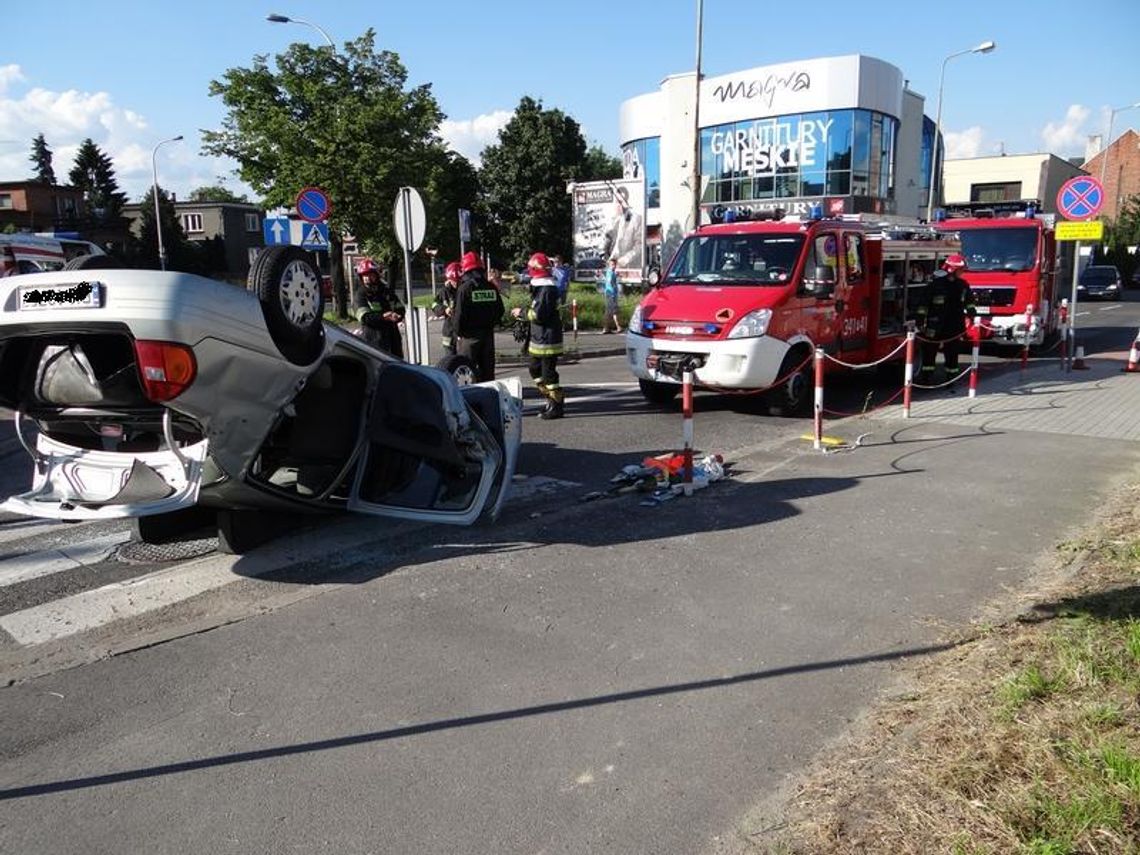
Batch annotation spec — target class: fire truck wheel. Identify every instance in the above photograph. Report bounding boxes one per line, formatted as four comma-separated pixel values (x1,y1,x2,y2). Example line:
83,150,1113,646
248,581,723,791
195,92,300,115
766,352,811,416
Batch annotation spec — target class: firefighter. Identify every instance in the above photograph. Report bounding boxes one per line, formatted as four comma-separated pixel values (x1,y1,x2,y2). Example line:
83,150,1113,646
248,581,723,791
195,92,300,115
453,251,505,382
352,258,405,359
512,252,565,419
916,253,976,381
431,261,462,356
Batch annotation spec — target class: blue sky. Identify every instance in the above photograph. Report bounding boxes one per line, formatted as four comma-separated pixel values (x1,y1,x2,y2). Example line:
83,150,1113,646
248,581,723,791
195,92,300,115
2,0,1138,203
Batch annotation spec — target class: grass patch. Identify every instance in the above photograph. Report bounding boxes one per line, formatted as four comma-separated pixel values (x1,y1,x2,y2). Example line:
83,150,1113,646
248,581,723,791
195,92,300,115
745,482,1140,855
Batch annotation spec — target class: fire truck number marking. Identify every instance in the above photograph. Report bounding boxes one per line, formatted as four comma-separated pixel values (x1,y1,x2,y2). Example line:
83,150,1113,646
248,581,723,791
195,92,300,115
842,315,868,338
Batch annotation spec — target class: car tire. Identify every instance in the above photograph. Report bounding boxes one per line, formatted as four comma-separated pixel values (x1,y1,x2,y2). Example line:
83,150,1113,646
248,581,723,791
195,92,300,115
63,254,120,271
248,246,325,366
639,378,679,405
437,354,479,386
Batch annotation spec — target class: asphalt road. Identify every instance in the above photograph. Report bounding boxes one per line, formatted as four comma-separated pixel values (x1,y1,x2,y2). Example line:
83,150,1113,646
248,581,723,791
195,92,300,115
0,292,1138,853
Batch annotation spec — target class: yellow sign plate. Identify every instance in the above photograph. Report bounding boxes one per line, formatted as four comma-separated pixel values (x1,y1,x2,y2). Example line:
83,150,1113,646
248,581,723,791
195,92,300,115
1056,220,1104,241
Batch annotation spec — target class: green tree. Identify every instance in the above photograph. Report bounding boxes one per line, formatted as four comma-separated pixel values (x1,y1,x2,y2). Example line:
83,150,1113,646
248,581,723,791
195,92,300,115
203,30,446,316
477,96,587,267
580,145,622,182
420,148,480,263
68,138,127,221
29,133,56,184
188,184,249,203
133,186,192,271
1105,193,1140,282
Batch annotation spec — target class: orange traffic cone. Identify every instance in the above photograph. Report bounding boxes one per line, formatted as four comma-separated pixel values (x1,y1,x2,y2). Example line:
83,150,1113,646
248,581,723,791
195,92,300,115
1124,331,1140,374
1071,344,1089,370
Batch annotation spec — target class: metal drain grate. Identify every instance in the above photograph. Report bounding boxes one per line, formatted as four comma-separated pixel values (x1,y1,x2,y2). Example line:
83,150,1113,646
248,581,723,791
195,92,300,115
117,537,218,564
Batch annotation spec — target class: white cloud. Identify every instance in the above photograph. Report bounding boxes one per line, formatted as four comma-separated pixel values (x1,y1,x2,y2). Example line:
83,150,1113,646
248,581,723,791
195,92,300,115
1041,104,1092,154
439,110,512,164
0,68,251,203
945,126,984,158
0,64,25,94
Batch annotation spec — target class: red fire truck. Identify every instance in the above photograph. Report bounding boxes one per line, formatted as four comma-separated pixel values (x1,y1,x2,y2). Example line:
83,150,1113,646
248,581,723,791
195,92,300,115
934,202,1060,348
625,210,959,412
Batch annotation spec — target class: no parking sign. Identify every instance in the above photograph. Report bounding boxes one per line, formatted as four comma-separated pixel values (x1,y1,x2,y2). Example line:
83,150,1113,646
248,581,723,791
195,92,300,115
1056,176,1104,221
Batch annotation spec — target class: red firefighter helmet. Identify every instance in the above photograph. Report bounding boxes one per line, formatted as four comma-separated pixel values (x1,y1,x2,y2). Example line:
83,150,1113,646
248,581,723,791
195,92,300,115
943,253,967,272
444,261,461,280
460,251,483,273
527,252,552,274
355,257,378,277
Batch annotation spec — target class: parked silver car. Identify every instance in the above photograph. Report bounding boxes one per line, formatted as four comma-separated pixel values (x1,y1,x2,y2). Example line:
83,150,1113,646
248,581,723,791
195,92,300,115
0,248,522,553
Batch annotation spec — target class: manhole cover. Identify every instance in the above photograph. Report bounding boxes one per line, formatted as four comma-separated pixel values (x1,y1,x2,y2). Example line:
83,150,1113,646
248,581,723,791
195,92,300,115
117,537,218,564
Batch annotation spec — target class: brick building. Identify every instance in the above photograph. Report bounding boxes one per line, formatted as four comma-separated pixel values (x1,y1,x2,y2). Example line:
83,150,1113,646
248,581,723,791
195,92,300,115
0,181,86,232
1081,128,1140,222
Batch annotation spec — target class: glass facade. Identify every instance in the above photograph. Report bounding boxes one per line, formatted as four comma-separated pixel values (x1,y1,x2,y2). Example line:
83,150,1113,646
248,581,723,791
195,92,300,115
621,137,661,209
696,109,897,207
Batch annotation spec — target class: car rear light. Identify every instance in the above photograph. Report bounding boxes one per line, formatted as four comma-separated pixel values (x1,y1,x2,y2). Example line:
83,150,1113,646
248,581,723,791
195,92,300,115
133,340,197,401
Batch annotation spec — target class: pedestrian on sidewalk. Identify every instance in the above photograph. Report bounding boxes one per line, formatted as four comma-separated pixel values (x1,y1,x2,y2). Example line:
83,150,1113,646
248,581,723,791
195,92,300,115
454,251,505,382
601,258,623,334
512,252,565,419
551,254,571,305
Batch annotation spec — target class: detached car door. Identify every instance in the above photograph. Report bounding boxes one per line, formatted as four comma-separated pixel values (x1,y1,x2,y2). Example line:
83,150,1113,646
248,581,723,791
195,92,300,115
347,363,521,525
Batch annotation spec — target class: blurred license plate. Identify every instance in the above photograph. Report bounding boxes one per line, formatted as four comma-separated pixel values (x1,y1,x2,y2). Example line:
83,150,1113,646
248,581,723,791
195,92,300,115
18,282,101,310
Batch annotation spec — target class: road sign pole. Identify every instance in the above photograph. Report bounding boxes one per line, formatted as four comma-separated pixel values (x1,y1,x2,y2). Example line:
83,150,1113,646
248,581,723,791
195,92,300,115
1068,240,1081,371
399,190,420,365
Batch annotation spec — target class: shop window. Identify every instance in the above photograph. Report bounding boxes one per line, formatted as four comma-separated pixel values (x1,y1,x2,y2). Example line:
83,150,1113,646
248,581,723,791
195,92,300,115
852,111,871,174
827,171,850,196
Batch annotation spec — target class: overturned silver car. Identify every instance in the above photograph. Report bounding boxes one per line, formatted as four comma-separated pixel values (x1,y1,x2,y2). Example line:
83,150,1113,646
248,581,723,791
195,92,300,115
0,248,522,553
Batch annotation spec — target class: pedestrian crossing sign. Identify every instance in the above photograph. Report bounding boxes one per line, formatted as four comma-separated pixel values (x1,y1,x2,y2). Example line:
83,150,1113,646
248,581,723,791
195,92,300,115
300,222,330,250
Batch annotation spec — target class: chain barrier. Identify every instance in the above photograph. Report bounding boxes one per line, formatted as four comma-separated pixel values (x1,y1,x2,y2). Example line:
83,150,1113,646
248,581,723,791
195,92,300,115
910,366,973,390
913,329,968,345
821,338,908,370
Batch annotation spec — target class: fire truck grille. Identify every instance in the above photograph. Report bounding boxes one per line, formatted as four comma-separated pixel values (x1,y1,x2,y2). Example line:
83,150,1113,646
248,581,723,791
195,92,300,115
970,287,1017,307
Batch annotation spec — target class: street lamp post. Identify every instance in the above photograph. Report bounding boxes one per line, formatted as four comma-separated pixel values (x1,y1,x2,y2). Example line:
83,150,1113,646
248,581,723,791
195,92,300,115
266,13,335,49
1099,101,1140,188
691,0,704,233
151,135,183,272
926,40,996,222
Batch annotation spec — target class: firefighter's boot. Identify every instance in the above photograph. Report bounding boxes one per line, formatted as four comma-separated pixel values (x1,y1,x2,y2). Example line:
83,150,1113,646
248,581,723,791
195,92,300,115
540,388,565,420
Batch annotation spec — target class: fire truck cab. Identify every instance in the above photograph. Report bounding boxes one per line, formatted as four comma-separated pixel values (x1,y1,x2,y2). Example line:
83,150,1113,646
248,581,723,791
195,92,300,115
625,210,959,412
934,202,1059,347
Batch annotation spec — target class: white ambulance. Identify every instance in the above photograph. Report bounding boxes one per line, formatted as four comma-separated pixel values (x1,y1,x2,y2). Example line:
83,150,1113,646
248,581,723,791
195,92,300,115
0,234,106,275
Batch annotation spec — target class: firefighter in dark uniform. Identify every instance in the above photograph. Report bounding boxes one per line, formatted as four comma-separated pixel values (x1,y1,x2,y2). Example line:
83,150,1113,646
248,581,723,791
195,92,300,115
511,252,565,419
352,258,405,359
453,252,505,382
431,261,462,356
916,253,976,380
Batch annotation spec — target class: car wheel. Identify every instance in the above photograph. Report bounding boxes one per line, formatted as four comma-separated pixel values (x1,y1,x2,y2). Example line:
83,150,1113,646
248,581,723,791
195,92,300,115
63,254,119,270
248,246,325,365
639,378,679,405
437,354,479,386
766,351,812,417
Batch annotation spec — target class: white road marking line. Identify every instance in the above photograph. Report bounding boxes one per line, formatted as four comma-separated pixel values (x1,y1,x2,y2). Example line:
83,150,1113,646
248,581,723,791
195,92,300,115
0,516,107,547
1097,304,1121,311
0,531,132,588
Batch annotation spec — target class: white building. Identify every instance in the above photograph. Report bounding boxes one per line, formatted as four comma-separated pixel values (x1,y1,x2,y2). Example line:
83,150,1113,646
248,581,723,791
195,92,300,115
619,54,937,266
943,153,1087,215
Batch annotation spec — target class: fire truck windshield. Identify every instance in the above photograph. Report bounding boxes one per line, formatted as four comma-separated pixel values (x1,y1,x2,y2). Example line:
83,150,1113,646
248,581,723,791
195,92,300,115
955,227,1038,272
663,234,805,286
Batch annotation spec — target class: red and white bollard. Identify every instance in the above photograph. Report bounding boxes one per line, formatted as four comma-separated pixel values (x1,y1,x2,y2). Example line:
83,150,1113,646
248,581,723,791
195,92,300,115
968,317,981,398
571,298,579,344
902,330,915,419
1020,303,1034,371
681,369,694,495
1124,329,1140,374
813,347,825,450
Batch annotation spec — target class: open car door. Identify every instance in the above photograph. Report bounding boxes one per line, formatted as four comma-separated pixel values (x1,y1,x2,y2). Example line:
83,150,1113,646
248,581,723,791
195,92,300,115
346,364,521,525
